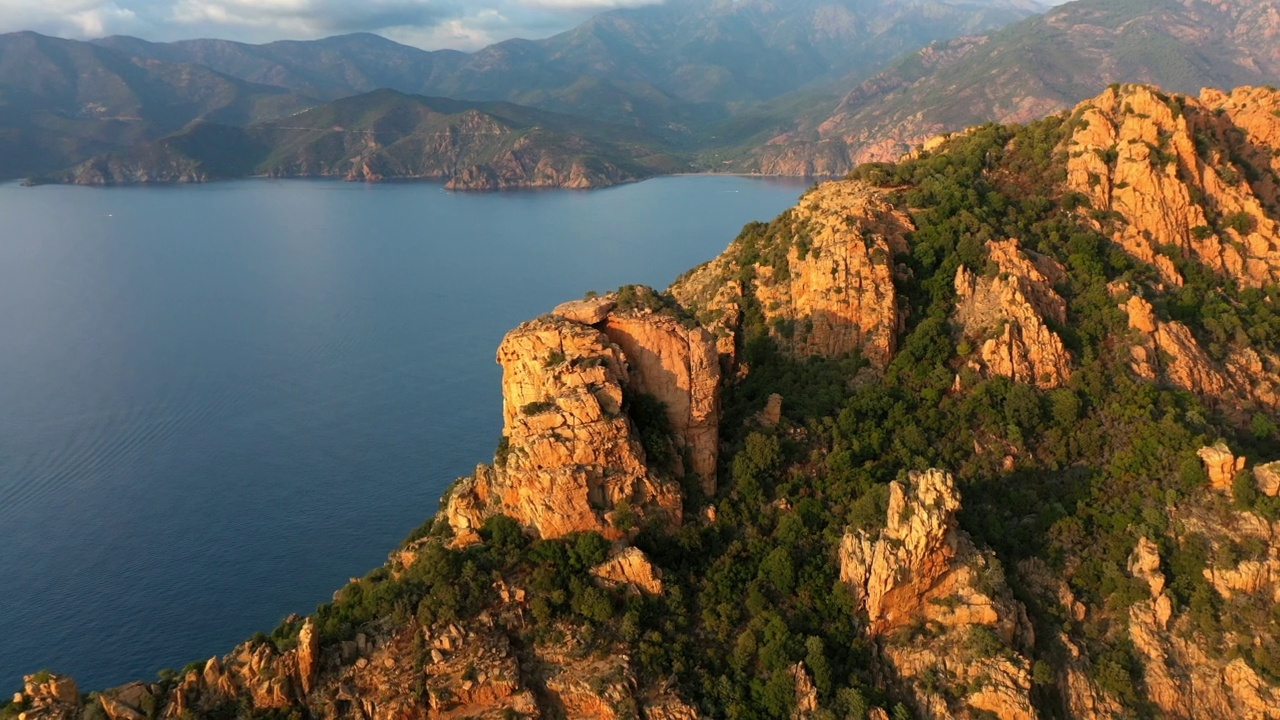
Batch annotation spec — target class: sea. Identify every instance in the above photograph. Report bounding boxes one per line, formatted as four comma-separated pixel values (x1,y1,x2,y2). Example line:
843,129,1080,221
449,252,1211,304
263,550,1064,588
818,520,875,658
0,175,809,691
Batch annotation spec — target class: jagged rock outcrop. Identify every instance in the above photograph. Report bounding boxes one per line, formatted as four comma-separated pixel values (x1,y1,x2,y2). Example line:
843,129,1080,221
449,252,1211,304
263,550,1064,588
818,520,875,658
296,619,319,695
672,181,913,369
790,663,819,720
1118,286,1280,413
954,238,1073,389
443,314,683,540
840,470,1036,719
1255,462,1280,498
1199,442,1248,492
755,182,911,366
590,547,664,596
757,394,784,429
143,574,698,720
1126,534,1280,719
443,289,721,539
1067,84,1280,288
12,674,80,720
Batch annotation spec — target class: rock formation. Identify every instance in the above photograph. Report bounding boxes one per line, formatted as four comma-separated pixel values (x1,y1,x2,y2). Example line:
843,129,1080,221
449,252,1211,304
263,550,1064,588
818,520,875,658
601,308,721,494
1118,286,1280,413
840,470,1036,719
444,288,720,539
12,674,80,720
954,238,1073,389
590,547,665,596
1199,442,1248,492
1067,84,1280,288
672,181,913,369
1255,462,1280,498
443,314,684,540
1126,534,1280,719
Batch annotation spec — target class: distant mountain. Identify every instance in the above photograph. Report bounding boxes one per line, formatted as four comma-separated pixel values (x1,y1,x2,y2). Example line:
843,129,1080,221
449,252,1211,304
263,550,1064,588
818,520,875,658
35,90,686,190
734,0,1280,175
92,33,468,103
0,32,314,179
0,0,1047,186
93,0,1045,136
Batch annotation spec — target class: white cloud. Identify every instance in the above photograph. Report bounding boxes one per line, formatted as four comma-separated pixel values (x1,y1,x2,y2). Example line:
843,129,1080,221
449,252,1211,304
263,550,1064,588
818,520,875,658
0,0,667,48
2,0,145,37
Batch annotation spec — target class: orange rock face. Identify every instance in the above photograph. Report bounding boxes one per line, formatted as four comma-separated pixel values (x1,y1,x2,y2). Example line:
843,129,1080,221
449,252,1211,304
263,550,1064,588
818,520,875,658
1119,287,1280,414
671,181,913,370
1198,442,1247,492
590,547,665,596
762,182,911,366
1066,84,1280,288
1125,532,1280,720
840,470,1036,720
954,238,1073,389
602,312,721,494
445,314,683,540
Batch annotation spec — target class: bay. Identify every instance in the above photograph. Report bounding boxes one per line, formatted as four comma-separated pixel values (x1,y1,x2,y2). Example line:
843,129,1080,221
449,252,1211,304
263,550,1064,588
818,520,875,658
0,176,807,691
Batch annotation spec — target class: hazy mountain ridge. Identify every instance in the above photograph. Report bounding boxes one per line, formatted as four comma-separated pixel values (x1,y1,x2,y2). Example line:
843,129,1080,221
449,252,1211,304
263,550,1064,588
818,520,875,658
736,0,1280,176
90,0,1046,136
34,90,686,190
0,0,1048,185
0,32,315,179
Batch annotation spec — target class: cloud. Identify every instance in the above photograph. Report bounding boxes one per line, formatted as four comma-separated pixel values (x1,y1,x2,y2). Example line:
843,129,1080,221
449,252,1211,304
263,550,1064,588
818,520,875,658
0,0,667,48
2,0,145,37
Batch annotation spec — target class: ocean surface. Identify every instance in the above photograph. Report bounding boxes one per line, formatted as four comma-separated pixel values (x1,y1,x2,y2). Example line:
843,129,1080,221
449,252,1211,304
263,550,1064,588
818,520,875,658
0,176,808,692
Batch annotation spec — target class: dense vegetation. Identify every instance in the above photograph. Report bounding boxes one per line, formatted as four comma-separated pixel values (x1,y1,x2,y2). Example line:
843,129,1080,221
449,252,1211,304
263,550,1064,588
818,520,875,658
616,114,1279,717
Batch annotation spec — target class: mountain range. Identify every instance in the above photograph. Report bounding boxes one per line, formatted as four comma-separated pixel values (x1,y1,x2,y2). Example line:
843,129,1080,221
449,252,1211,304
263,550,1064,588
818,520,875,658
736,0,1280,174
35,90,686,190
5,0,1280,189
0,0,1045,185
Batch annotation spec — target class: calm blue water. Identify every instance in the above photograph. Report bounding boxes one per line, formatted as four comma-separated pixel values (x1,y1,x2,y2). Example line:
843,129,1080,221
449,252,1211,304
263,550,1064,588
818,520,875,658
0,176,806,692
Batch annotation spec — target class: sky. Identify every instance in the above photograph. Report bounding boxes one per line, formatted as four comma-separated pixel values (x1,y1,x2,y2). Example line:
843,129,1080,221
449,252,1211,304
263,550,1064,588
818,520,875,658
0,0,668,50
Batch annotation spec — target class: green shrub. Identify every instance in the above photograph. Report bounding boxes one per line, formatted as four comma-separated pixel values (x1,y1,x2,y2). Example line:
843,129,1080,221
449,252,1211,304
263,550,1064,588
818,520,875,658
521,400,556,416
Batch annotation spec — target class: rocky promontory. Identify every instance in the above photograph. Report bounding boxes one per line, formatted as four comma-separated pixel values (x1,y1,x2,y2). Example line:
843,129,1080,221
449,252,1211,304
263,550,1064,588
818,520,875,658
12,82,1280,720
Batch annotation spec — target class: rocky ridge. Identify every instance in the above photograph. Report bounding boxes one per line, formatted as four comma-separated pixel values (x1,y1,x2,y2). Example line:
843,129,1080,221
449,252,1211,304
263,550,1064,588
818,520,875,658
672,181,914,369
1066,84,1280,289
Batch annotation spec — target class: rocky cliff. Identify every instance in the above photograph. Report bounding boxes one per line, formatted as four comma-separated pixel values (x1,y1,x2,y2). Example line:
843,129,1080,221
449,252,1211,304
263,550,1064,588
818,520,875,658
954,238,1073,389
1066,84,1280,289
672,181,913,369
16,82,1280,720
443,291,720,542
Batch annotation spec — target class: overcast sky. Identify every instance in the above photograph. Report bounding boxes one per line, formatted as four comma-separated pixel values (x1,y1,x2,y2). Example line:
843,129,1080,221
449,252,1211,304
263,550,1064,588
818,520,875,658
0,0,669,50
